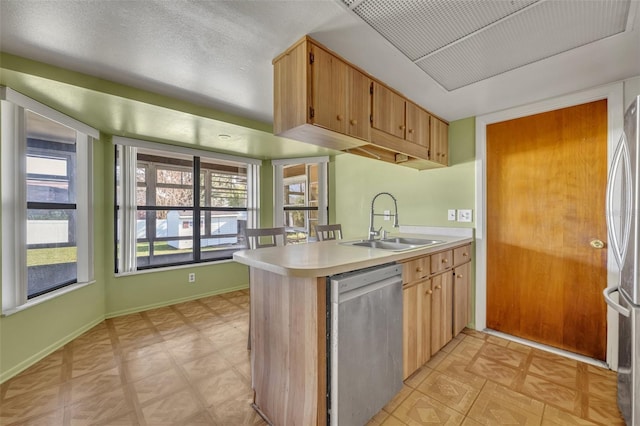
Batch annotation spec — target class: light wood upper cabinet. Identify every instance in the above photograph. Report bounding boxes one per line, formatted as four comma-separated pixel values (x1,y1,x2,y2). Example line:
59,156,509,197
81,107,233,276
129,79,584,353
272,38,368,151
406,102,431,149
372,82,405,139
311,45,348,135
273,35,448,170
430,116,449,165
346,67,371,141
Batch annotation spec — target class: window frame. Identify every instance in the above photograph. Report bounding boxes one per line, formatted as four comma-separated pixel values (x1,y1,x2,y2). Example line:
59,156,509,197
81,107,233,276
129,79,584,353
1,87,97,315
114,136,260,274
273,156,329,242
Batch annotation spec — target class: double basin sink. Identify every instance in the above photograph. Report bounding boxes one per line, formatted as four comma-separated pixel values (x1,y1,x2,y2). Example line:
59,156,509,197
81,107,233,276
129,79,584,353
341,237,444,252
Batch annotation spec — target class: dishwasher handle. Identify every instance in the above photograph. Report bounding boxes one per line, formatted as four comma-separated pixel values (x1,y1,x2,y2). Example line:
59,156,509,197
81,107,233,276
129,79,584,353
336,275,402,304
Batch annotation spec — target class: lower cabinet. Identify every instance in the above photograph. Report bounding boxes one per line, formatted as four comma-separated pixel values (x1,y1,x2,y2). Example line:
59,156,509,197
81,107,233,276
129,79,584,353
453,262,471,336
401,243,473,379
430,271,453,355
402,279,431,379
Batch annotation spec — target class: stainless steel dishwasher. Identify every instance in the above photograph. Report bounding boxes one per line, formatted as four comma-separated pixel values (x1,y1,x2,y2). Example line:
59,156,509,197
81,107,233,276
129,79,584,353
328,263,403,426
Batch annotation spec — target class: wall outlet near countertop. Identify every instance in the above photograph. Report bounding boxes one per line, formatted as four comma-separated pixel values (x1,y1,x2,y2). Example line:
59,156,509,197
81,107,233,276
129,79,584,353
447,209,457,221
457,209,473,223
188,273,196,283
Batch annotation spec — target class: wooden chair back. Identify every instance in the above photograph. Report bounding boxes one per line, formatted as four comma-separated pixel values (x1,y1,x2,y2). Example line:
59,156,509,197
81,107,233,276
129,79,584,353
244,227,287,249
315,224,343,241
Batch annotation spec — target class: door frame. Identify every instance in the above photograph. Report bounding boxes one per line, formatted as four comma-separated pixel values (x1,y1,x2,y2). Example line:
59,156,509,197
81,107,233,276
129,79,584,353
475,82,624,369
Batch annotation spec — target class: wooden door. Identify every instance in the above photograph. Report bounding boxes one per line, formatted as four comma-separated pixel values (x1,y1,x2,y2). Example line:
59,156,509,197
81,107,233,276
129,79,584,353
311,45,347,134
430,117,448,165
486,100,608,360
406,102,431,148
371,82,405,139
346,67,371,141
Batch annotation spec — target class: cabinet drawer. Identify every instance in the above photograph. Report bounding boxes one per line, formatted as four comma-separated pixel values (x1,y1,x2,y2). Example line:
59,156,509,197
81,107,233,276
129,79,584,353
430,250,452,274
453,244,471,265
403,256,430,283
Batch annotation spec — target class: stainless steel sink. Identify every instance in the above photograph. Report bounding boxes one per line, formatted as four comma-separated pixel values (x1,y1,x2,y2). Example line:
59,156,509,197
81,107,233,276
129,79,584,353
381,237,443,246
341,237,444,251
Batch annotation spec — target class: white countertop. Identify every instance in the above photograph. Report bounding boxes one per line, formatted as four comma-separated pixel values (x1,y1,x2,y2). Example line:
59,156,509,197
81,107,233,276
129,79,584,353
232,232,473,278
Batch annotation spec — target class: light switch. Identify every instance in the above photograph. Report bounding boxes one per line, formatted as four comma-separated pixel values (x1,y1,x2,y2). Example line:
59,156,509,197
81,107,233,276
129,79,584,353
457,209,473,223
447,209,456,221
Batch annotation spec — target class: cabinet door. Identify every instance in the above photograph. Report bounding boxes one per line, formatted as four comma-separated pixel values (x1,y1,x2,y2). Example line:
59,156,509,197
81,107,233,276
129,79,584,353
430,116,449,165
346,68,371,141
403,279,431,379
453,244,471,266
403,282,421,379
311,45,347,134
372,82,405,139
431,272,453,355
453,263,471,336
406,102,431,148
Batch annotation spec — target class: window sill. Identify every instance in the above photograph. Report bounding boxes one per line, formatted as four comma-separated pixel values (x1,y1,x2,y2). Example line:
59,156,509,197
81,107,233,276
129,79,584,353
1,280,97,317
113,257,238,278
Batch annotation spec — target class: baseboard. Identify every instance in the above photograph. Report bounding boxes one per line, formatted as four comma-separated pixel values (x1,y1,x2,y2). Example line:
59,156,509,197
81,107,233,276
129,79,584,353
0,315,105,384
105,284,249,319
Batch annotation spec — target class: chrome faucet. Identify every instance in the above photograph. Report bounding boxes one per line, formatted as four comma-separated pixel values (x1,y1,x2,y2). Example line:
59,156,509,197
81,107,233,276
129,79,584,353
368,192,399,240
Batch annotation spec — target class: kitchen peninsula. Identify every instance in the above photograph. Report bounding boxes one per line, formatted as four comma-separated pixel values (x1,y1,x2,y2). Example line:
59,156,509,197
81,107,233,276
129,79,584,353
233,231,473,425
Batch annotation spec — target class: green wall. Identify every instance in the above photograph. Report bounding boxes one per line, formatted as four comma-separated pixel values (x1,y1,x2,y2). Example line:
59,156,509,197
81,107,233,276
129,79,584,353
334,117,476,238
0,53,476,383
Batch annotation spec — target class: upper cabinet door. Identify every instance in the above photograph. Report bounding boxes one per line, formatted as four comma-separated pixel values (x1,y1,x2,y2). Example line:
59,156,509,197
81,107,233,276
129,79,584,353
346,67,371,141
311,45,347,134
430,116,449,165
406,102,431,149
372,82,405,139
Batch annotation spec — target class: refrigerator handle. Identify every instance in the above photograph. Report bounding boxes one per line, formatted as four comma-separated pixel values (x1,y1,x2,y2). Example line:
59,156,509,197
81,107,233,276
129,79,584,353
605,133,630,268
603,286,630,317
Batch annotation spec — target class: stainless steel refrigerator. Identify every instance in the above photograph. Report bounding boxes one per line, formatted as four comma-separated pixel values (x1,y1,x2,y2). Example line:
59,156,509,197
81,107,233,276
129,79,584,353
604,94,640,425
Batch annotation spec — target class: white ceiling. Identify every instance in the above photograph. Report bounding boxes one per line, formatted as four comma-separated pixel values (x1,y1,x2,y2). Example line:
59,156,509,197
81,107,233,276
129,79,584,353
1,0,639,142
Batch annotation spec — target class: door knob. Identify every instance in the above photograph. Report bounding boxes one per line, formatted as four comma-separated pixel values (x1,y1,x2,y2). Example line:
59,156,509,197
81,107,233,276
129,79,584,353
590,239,605,249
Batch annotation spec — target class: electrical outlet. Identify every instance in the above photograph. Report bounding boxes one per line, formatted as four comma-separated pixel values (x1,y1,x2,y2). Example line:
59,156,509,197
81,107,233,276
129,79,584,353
447,209,457,221
384,210,390,221
457,209,473,223
188,273,196,283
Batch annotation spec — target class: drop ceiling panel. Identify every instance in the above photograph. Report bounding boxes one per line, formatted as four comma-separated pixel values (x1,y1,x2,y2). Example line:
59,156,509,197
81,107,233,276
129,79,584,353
343,0,632,91
350,0,538,61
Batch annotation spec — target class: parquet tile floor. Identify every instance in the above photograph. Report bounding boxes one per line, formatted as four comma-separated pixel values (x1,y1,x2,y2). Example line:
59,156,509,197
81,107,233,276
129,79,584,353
0,289,625,425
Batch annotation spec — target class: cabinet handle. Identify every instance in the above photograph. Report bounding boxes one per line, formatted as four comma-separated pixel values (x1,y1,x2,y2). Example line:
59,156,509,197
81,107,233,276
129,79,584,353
416,266,423,272
457,274,463,278
463,253,468,257
337,114,343,121
426,289,432,295
350,119,357,125
399,124,405,130
435,285,442,290
442,258,448,263
408,128,414,134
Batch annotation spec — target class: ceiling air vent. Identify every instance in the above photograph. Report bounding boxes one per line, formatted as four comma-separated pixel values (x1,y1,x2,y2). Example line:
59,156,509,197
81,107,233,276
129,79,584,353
341,0,632,91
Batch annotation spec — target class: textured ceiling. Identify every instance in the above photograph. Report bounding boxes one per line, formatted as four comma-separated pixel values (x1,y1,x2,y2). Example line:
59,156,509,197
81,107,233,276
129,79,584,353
1,0,639,158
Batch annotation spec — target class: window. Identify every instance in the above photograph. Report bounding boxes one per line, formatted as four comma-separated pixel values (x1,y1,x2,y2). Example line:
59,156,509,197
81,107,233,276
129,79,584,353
114,138,259,273
273,157,328,243
1,87,96,313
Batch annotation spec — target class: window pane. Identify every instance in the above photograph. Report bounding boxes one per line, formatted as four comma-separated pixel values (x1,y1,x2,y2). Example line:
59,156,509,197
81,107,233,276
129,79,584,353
27,209,77,297
136,209,194,267
26,110,77,204
201,165,248,208
200,211,247,260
